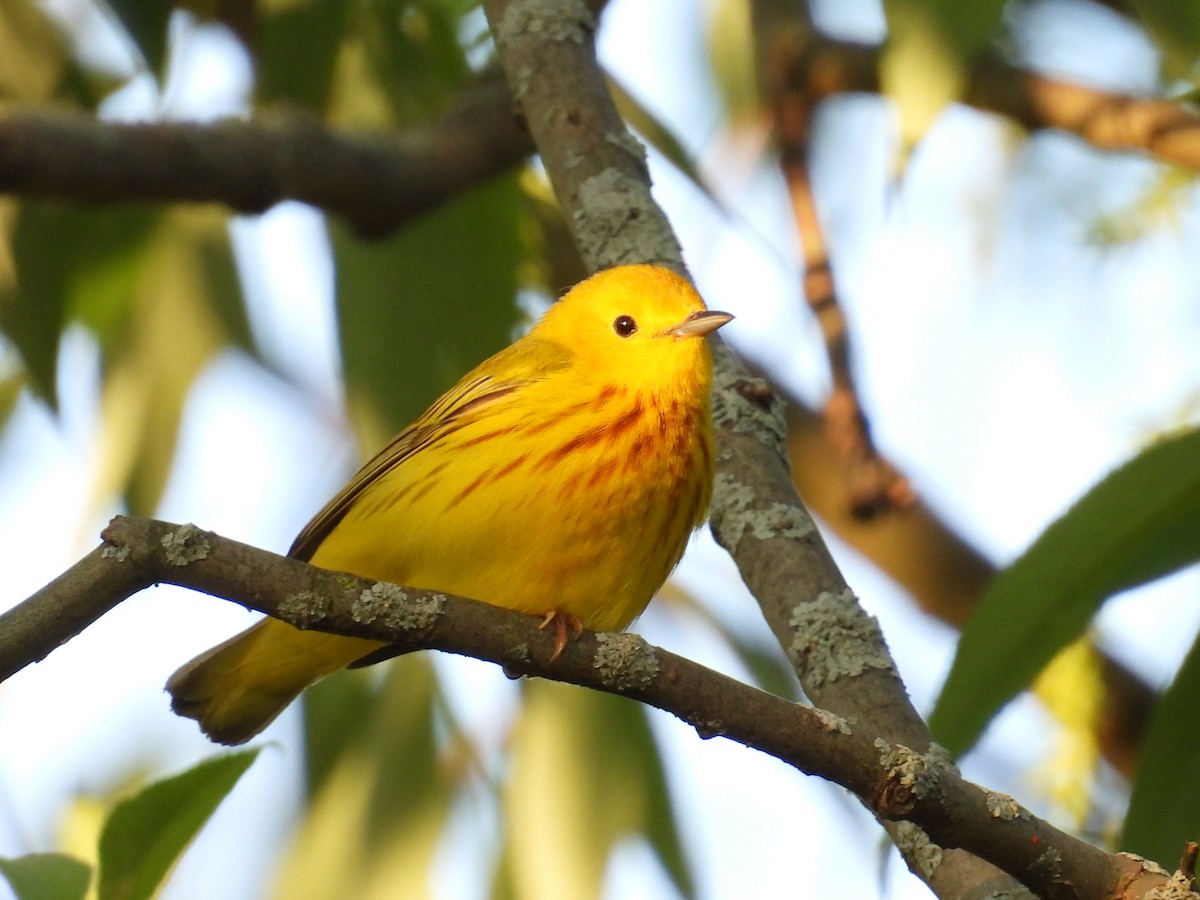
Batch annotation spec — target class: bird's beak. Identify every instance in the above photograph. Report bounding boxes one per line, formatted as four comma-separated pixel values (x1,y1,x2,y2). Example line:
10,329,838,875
671,309,734,338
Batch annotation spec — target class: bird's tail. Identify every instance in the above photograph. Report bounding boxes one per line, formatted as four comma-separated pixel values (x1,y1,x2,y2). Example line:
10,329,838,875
166,618,382,745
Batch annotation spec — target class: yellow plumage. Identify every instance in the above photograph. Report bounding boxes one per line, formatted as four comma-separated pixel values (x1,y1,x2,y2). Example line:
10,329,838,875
167,264,732,744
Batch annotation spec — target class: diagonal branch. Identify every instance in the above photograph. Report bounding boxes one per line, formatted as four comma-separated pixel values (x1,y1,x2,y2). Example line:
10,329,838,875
0,515,1163,899
483,0,995,895
0,5,1191,897
478,1,1188,897
749,3,1158,790
969,54,1200,166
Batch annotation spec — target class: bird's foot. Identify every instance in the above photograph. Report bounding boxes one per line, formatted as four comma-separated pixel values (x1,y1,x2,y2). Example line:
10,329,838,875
538,610,584,663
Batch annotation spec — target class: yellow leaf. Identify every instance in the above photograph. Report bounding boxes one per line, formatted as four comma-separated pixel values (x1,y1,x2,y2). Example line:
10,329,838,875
880,4,965,152
1031,638,1103,825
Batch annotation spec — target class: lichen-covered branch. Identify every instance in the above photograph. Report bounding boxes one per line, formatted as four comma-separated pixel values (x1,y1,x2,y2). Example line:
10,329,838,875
478,1,1191,897
0,515,1161,898
0,71,531,237
483,0,680,271
751,1,1160,793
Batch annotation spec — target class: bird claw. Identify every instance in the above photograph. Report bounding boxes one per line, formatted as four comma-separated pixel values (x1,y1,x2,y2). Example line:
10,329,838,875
538,610,584,663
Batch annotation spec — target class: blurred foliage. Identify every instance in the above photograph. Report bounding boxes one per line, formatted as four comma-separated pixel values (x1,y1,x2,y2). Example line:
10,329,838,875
0,854,90,900
280,657,448,900
331,173,524,448
4,0,1200,895
1129,0,1200,82
257,0,354,109
1088,166,1200,247
931,426,1200,755
502,682,694,900
878,0,1004,152
0,1,81,103
705,0,760,124
1029,639,1104,826
105,0,173,76
0,752,258,900
1,202,149,407
97,750,259,900
932,426,1200,855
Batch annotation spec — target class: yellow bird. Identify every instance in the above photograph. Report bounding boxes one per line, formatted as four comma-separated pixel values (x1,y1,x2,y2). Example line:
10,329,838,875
168,264,732,745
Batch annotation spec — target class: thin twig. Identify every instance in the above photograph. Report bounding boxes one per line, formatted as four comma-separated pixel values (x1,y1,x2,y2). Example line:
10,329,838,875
753,1,914,519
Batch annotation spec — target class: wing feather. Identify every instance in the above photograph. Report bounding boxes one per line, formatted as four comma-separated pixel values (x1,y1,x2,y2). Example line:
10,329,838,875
289,337,570,561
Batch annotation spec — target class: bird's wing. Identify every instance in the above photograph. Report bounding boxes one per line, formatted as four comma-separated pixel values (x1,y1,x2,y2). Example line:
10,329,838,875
288,337,570,561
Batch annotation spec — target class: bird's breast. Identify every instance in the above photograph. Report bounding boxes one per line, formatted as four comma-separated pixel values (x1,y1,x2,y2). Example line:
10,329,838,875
331,381,714,633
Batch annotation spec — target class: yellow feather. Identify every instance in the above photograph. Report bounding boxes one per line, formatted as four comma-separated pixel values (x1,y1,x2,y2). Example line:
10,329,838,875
167,265,732,745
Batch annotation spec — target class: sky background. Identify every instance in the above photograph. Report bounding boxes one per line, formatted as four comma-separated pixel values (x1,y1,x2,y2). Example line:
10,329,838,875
3,0,1200,897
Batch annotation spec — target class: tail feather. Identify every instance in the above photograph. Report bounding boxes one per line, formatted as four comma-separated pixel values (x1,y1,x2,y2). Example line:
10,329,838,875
166,619,383,745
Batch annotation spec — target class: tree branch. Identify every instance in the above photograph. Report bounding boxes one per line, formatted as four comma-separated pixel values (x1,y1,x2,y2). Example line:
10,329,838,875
752,0,914,520
1,4,1191,896
0,70,532,237
749,3,1158,785
0,515,1167,898
484,0,1007,895
0,28,1192,247
762,28,1200,170
477,1,1192,897
780,387,1157,779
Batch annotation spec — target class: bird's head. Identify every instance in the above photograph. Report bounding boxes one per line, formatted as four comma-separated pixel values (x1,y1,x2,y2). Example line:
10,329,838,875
533,264,733,397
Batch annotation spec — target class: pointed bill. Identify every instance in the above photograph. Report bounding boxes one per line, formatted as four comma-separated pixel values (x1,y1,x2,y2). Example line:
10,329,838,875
670,309,734,338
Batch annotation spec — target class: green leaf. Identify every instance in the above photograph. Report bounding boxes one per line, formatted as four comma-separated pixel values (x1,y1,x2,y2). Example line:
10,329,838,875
359,655,444,847
884,0,1004,60
195,214,256,360
1130,0,1200,81
0,370,24,430
930,427,1200,754
1122,629,1200,863
257,0,353,109
880,0,1006,145
0,853,91,900
634,706,696,899
258,0,470,117
331,172,523,444
489,829,520,900
104,0,172,77
0,0,71,103
96,749,259,900
704,0,759,122
362,0,470,121
303,665,378,797
91,208,237,516
0,202,156,406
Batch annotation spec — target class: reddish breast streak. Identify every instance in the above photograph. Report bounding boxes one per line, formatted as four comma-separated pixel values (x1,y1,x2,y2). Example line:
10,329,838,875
584,454,621,493
533,402,646,471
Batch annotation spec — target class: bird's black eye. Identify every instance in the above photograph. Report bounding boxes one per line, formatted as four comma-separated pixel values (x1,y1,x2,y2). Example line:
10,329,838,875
613,315,637,337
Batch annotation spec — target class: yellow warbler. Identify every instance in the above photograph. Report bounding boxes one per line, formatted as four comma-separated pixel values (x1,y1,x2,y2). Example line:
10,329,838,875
168,264,732,745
